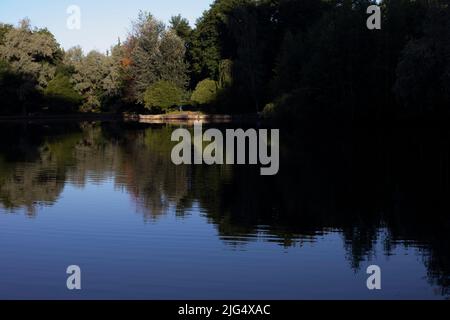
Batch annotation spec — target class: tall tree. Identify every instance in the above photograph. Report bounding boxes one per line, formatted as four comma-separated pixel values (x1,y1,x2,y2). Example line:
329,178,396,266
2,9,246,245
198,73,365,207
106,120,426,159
68,50,108,112
126,11,188,103
228,4,265,112
189,0,249,83
169,15,192,42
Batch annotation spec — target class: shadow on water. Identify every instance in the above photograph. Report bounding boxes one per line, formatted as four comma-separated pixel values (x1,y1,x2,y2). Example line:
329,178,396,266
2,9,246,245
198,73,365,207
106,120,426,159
0,121,449,297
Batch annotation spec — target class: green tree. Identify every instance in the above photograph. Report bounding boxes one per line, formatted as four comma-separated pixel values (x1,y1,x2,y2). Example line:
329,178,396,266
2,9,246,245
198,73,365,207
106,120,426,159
218,59,233,89
103,44,125,97
189,0,247,83
68,50,108,112
169,15,192,42
128,12,165,102
159,30,189,88
127,12,188,103
143,80,183,111
0,19,62,114
228,4,265,111
0,23,13,45
0,19,61,89
44,73,83,112
191,79,218,105
66,47,123,112
64,46,84,66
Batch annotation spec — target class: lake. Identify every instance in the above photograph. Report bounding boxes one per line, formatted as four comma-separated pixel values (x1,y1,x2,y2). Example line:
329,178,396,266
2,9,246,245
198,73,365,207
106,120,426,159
0,121,448,299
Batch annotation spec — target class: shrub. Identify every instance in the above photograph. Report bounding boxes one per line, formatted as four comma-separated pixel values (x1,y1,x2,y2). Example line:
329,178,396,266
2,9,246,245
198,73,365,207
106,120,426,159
144,80,183,112
44,74,83,112
191,79,218,106
262,102,276,119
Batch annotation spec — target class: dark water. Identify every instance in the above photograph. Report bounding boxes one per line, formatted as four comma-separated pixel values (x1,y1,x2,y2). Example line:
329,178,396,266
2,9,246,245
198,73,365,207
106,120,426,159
0,121,449,300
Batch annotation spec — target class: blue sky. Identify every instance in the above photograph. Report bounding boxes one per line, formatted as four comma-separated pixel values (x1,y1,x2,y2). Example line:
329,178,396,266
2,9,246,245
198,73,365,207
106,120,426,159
0,0,213,53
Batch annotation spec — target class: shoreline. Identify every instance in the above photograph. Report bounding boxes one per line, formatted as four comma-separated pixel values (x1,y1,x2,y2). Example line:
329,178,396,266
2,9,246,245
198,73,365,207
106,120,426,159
137,112,260,124
0,112,261,124
0,113,122,122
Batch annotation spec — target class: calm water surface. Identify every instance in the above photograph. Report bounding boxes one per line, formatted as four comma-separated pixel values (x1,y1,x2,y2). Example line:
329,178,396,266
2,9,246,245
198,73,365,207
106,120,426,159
0,121,448,299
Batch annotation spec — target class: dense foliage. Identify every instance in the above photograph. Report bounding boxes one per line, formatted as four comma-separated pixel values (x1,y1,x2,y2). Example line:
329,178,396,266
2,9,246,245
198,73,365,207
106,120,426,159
191,79,218,106
144,80,183,111
44,74,83,112
0,1,449,123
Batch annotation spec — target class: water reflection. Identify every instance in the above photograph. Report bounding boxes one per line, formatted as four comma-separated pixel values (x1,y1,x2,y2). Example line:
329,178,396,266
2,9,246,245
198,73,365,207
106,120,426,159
0,121,449,298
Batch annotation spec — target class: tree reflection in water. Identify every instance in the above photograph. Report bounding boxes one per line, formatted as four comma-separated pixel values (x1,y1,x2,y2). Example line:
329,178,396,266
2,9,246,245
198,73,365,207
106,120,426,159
0,121,448,296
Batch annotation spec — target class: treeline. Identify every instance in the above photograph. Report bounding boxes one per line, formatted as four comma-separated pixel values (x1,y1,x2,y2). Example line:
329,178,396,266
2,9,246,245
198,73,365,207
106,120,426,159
1,0,449,122
0,14,187,115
